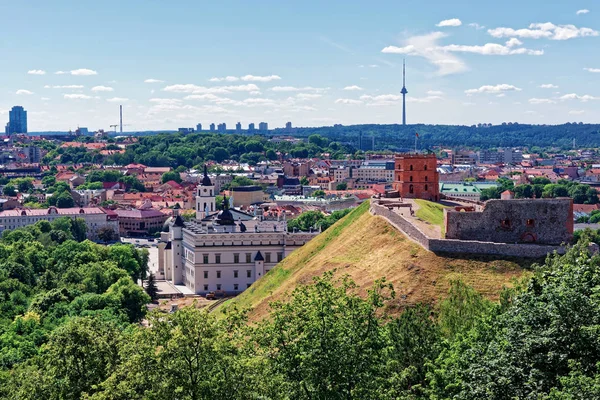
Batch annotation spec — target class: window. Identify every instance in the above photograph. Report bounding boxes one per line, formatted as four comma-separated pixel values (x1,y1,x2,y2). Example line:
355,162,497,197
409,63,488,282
246,253,251,263
203,284,208,291
203,271,208,279
409,184,414,194
234,284,239,291
215,254,221,264
234,270,238,278
217,270,221,279
425,184,428,191
247,270,252,278
216,284,221,290
203,254,209,264
409,165,413,171
277,252,283,262
501,219,511,229
424,165,428,171
265,253,271,263
409,176,413,182
526,219,535,227
234,253,239,263
425,176,428,182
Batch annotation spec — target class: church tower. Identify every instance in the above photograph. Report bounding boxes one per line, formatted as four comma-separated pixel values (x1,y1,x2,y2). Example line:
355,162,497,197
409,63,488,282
196,165,216,220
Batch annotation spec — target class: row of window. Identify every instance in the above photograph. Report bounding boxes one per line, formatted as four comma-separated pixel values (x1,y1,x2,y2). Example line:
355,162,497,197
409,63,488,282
203,269,253,279
202,252,283,264
203,283,251,291
408,175,429,182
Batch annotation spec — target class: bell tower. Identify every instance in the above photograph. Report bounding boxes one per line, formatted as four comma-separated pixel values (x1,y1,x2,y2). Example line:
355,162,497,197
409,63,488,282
196,165,216,220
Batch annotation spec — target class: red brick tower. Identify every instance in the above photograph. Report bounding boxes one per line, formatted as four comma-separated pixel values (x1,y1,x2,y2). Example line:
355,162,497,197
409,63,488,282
392,153,440,201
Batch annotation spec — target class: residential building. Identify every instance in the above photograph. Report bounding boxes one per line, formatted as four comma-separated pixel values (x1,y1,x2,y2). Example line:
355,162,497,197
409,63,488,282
353,161,395,182
236,122,242,133
209,123,216,132
217,123,226,132
114,201,168,236
196,123,202,132
225,185,267,207
451,151,478,165
259,122,268,132
248,123,255,132
0,206,119,239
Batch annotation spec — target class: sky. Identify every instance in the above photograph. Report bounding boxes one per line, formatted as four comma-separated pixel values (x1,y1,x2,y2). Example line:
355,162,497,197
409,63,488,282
1,0,600,132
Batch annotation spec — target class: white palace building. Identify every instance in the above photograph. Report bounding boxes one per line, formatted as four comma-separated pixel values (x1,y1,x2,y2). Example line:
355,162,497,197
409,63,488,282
158,167,317,295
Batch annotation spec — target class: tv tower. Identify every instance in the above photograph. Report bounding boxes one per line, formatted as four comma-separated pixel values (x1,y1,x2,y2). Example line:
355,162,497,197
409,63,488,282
401,59,408,125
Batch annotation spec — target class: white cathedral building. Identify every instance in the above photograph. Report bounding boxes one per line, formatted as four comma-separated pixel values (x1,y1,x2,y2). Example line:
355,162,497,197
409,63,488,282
159,166,317,295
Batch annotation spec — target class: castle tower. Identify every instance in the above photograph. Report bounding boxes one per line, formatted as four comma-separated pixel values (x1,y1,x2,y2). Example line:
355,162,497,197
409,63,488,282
393,153,439,201
196,165,216,220
401,59,408,126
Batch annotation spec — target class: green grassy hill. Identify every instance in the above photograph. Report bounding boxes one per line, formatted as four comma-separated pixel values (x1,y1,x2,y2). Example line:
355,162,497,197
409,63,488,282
224,201,535,321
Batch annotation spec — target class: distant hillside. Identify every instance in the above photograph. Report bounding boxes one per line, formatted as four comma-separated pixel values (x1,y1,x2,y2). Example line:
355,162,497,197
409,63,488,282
224,201,536,321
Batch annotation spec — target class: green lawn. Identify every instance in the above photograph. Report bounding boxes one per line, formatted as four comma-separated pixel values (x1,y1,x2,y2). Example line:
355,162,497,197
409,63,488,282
414,199,448,235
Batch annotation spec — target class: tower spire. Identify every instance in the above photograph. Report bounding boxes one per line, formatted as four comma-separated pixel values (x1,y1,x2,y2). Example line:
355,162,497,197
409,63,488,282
401,59,408,126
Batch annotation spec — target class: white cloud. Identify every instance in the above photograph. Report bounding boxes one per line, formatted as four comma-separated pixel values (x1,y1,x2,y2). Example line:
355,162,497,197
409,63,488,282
360,94,401,101
149,98,182,105
335,98,363,105
270,86,328,93
436,18,462,27
27,69,46,75
569,110,585,114
469,23,485,30
559,93,598,101
296,93,322,100
488,22,598,40
465,84,522,94
382,31,466,75
55,68,98,76
539,83,558,88
44,85,85,89
106,97,129,102
343,85,363,91
359,93,441,106
505,38,523,47
163,83,260,94
442,42,543,55
584,67,600,73
91,85,114,92
144,78,164,83
427,90,444,95
241,75,281,82
209,76,239,82
40,97,50,101
16,89,34,95
64,94,92,99
528,98,556,104
576,9,590,15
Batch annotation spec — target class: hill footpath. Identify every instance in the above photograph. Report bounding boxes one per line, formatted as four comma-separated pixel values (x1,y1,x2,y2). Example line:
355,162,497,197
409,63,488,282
225,201,536,321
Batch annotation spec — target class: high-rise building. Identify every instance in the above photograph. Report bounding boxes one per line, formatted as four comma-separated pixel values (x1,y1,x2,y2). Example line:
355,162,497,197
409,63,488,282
209,123,216,132
218,123,226,132
196,123,202,132
7,106,27,135
285,121,292,133
259,122,268,132
236,122,242,133
248,123,255,132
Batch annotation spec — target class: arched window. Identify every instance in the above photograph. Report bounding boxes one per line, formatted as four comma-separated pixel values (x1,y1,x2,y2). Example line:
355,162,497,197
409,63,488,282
409,165,413,171
425,184,428,191
409,184,414,194
410,176,413,182
424,165,428,171
425,176,428,182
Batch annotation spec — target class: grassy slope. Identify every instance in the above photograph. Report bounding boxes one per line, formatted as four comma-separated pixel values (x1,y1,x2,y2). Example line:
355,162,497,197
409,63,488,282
414,199,448,235
224,201,534,321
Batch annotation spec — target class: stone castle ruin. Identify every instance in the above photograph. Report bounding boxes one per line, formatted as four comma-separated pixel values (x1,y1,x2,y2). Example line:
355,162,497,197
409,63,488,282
444,198,574,245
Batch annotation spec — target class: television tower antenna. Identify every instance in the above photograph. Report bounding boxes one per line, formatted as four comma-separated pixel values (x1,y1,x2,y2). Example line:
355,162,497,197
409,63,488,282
401,59,408,126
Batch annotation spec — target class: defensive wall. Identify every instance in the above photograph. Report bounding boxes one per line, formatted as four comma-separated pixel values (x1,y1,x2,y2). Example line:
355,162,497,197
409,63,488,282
370,201,566,258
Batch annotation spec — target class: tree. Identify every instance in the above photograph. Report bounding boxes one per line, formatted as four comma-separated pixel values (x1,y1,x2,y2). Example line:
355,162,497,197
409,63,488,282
145,272,158,302
70,217,88,242
336,182,348,191
300,176,309,185
312,189,325,198
97,226,118,243
266,149,277,160
3,184,16,196
160,171,181,184
55,191,75,208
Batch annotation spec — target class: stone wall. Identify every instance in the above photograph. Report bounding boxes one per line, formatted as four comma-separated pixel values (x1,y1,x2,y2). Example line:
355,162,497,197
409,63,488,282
370,200,565,258
445,198,573,245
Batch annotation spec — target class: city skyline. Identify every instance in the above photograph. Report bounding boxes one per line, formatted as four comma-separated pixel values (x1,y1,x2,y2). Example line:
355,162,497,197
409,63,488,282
1,1,600,131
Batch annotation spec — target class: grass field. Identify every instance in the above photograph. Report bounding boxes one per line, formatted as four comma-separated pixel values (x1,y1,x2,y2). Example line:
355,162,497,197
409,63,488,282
220,200,535,321
414,199,448,235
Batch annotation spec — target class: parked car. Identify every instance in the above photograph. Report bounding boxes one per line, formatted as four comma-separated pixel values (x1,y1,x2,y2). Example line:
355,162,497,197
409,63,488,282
205,290,226,300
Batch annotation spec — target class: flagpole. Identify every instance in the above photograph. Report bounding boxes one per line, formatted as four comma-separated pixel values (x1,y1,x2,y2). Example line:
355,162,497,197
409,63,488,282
414,132,418,153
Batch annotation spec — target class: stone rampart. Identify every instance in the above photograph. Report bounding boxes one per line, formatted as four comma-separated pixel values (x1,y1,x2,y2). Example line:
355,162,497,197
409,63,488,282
370,200,565,258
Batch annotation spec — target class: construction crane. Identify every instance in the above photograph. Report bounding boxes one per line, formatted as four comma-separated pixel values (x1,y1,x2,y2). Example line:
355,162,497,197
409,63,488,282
110,124,118,133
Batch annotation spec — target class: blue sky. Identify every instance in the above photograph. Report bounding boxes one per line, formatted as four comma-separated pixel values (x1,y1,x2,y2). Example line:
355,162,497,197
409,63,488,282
1,0,599,131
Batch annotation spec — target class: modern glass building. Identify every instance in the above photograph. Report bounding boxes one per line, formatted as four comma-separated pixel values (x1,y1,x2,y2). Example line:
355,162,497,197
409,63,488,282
6,106,27,134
